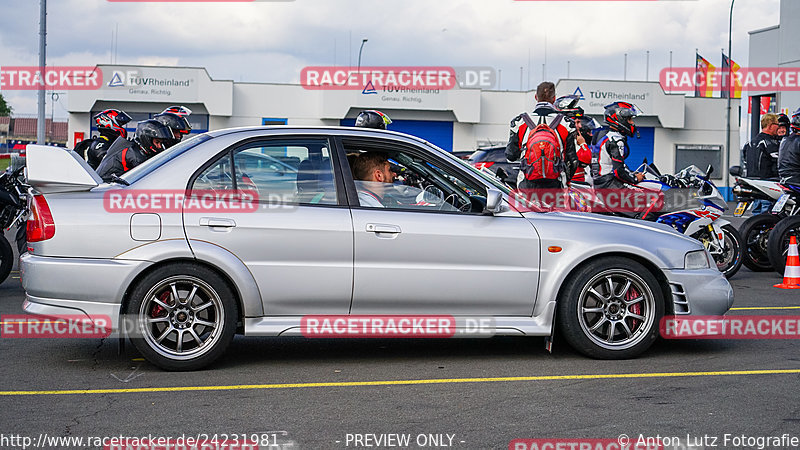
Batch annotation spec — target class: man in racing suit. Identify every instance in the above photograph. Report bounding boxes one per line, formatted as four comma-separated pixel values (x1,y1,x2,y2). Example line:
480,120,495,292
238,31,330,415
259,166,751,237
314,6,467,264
505,81,578,189
593,102,645,189
74,109,132,169
778,108,800,186
96,120,174,182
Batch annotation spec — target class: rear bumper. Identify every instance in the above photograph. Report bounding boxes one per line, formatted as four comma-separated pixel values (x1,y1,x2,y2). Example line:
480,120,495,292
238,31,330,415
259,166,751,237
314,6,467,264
20,253,150,332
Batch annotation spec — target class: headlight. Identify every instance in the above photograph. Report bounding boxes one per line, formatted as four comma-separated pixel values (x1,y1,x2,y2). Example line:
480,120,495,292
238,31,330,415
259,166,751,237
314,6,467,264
684,250,711,270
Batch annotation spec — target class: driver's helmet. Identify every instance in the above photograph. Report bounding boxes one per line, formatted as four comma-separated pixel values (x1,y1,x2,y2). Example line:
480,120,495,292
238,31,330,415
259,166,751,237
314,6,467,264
555,95,582,117
94,109,132,138
355,110,392,130
134,120,175,156
604,102,641,137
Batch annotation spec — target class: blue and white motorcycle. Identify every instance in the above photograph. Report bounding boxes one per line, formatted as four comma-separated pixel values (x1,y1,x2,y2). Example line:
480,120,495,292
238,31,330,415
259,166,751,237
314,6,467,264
635,162,743,278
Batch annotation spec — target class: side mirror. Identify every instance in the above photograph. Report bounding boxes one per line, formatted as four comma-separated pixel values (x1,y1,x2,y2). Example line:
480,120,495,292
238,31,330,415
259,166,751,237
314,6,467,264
729,165,741,177
485,188,503,214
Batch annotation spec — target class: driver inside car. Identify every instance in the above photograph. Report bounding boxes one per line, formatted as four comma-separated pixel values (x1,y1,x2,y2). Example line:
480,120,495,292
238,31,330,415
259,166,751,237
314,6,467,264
352,151,397,207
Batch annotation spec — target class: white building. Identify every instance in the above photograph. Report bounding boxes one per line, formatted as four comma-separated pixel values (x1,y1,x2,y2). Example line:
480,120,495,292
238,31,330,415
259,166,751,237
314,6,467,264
68,65,738,191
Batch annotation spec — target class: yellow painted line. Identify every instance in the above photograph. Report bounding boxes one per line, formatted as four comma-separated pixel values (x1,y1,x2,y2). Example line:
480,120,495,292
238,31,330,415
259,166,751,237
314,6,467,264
730,307,800,311
132,358,145,362
0,369,798,396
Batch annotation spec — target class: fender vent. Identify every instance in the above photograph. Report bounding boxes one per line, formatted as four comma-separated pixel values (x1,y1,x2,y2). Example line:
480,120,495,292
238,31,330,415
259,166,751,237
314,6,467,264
670,283,690,314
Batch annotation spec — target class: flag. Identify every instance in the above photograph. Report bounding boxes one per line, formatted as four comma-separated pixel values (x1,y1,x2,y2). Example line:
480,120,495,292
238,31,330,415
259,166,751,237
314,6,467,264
747,96,772,115
721,53,742,99
695,53,715,98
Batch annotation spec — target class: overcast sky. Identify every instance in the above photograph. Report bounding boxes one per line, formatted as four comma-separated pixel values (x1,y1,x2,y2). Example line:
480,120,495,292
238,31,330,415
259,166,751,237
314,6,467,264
0,0,781,118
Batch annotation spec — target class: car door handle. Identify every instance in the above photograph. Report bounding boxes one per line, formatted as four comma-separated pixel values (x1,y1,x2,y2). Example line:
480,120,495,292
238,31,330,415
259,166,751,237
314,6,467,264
366,223,401,234
199,217,237,228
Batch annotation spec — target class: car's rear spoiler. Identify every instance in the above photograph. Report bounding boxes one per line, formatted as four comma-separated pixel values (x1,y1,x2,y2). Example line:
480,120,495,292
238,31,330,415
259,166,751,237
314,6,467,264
26,144,102,193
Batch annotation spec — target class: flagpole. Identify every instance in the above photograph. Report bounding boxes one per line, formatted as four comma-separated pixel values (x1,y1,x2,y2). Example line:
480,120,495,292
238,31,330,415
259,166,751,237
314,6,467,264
726,0,735,194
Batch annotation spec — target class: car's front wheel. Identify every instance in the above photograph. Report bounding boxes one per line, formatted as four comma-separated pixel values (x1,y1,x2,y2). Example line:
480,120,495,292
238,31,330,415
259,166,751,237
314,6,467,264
557,257,664,359
126,263,238,371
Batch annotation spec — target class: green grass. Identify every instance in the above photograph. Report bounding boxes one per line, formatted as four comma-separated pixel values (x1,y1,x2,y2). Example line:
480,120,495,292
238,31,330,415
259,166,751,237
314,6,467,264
0,158,10,171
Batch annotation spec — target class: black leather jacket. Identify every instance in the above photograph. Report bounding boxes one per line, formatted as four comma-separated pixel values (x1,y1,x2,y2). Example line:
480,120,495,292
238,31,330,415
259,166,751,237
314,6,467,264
95,137,149,182
778,133,800,185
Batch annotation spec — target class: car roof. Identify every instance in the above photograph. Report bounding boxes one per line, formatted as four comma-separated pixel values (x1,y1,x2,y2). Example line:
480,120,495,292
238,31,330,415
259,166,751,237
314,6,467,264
207,125,434,147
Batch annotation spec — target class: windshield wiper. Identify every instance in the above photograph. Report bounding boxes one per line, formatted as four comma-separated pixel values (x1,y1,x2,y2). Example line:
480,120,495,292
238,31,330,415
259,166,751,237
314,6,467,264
108,174,130,186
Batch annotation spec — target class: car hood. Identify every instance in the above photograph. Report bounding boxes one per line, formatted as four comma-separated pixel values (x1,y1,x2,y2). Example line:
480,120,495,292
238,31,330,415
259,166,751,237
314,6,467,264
521,211,705,268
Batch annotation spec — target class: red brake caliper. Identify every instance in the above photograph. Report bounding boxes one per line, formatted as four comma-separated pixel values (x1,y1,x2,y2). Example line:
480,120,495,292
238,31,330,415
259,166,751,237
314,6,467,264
627,286,641,330
150,292,171,318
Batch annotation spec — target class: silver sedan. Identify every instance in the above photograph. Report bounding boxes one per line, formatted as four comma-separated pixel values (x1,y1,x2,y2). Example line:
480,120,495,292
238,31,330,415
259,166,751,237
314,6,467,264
21,127,733,370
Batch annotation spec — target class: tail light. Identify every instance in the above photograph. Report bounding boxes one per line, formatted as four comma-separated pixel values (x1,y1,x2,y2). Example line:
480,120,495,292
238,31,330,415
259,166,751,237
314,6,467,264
27,195,56,243
473,162,495,170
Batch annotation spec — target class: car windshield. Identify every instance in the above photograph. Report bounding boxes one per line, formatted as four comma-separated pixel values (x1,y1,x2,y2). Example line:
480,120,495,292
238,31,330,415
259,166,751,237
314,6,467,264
468,150,489,161
121,133,212,184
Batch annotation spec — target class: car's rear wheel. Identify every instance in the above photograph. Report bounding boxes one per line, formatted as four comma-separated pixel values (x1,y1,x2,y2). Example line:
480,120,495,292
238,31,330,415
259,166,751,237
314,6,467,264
557,257,663,359
126,263,238,371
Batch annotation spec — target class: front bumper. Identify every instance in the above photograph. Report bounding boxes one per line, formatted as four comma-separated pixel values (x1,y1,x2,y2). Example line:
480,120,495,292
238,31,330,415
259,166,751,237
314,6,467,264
20,253,150,333
662,268,734,316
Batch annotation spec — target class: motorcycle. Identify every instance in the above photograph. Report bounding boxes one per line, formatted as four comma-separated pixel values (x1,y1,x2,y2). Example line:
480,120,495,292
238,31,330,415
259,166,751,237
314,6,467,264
766,182,800,275
728,165,791,272
633,162,743,278
0,158,30,284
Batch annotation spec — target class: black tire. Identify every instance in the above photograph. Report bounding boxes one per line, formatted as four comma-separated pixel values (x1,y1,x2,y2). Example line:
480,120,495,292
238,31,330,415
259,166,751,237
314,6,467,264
126,263,238,371
767,216,800,276
556,257,664,359
716,224,743,278
739,214,779,272
0,235,13,285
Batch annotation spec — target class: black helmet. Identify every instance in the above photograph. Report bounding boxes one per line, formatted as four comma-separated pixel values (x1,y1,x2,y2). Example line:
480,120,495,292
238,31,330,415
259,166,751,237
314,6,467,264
134,120,174,156
94,109,132,138
355,110,392,130
790,108,800,132
604,102,641,137
154,105,191,146
555,95,582,117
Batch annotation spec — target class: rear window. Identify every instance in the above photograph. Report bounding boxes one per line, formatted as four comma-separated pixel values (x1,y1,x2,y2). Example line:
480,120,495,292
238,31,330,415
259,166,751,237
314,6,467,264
121,133,212,184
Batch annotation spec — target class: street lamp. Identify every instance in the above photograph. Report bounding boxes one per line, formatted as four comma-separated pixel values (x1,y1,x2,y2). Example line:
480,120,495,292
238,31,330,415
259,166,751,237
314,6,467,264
725,0,735,192
357,39,368,73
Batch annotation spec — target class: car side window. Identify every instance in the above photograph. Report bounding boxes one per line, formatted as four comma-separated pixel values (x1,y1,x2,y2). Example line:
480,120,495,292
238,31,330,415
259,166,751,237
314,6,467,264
344,140,487,214
191,138,338,206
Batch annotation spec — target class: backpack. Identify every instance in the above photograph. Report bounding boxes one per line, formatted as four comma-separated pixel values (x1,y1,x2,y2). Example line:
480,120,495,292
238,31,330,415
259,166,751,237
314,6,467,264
590,134,610,179
519,113,564,181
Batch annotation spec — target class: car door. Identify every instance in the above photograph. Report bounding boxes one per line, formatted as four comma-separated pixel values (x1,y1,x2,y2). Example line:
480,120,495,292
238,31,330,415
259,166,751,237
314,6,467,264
183,136,354,315
344,137,541,316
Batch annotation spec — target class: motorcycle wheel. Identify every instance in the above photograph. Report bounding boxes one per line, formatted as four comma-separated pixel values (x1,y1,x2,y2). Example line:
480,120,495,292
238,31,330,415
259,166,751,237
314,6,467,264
767,215,800,276
739,214,779,272
715,224,743,279
0,235,13,285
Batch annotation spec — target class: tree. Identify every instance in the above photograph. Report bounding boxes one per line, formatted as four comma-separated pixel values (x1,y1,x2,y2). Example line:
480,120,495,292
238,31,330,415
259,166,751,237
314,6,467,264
0,93,11,116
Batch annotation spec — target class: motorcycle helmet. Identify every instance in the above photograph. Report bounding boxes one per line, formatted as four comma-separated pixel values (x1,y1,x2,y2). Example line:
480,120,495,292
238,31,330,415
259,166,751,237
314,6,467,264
161,105,192,117
153,112,192,146
791,108,800,132
604,102,641,137
777,113,790,137
555,95,582,117
355,110,392,130
94,109,132,138
134,120,174,156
